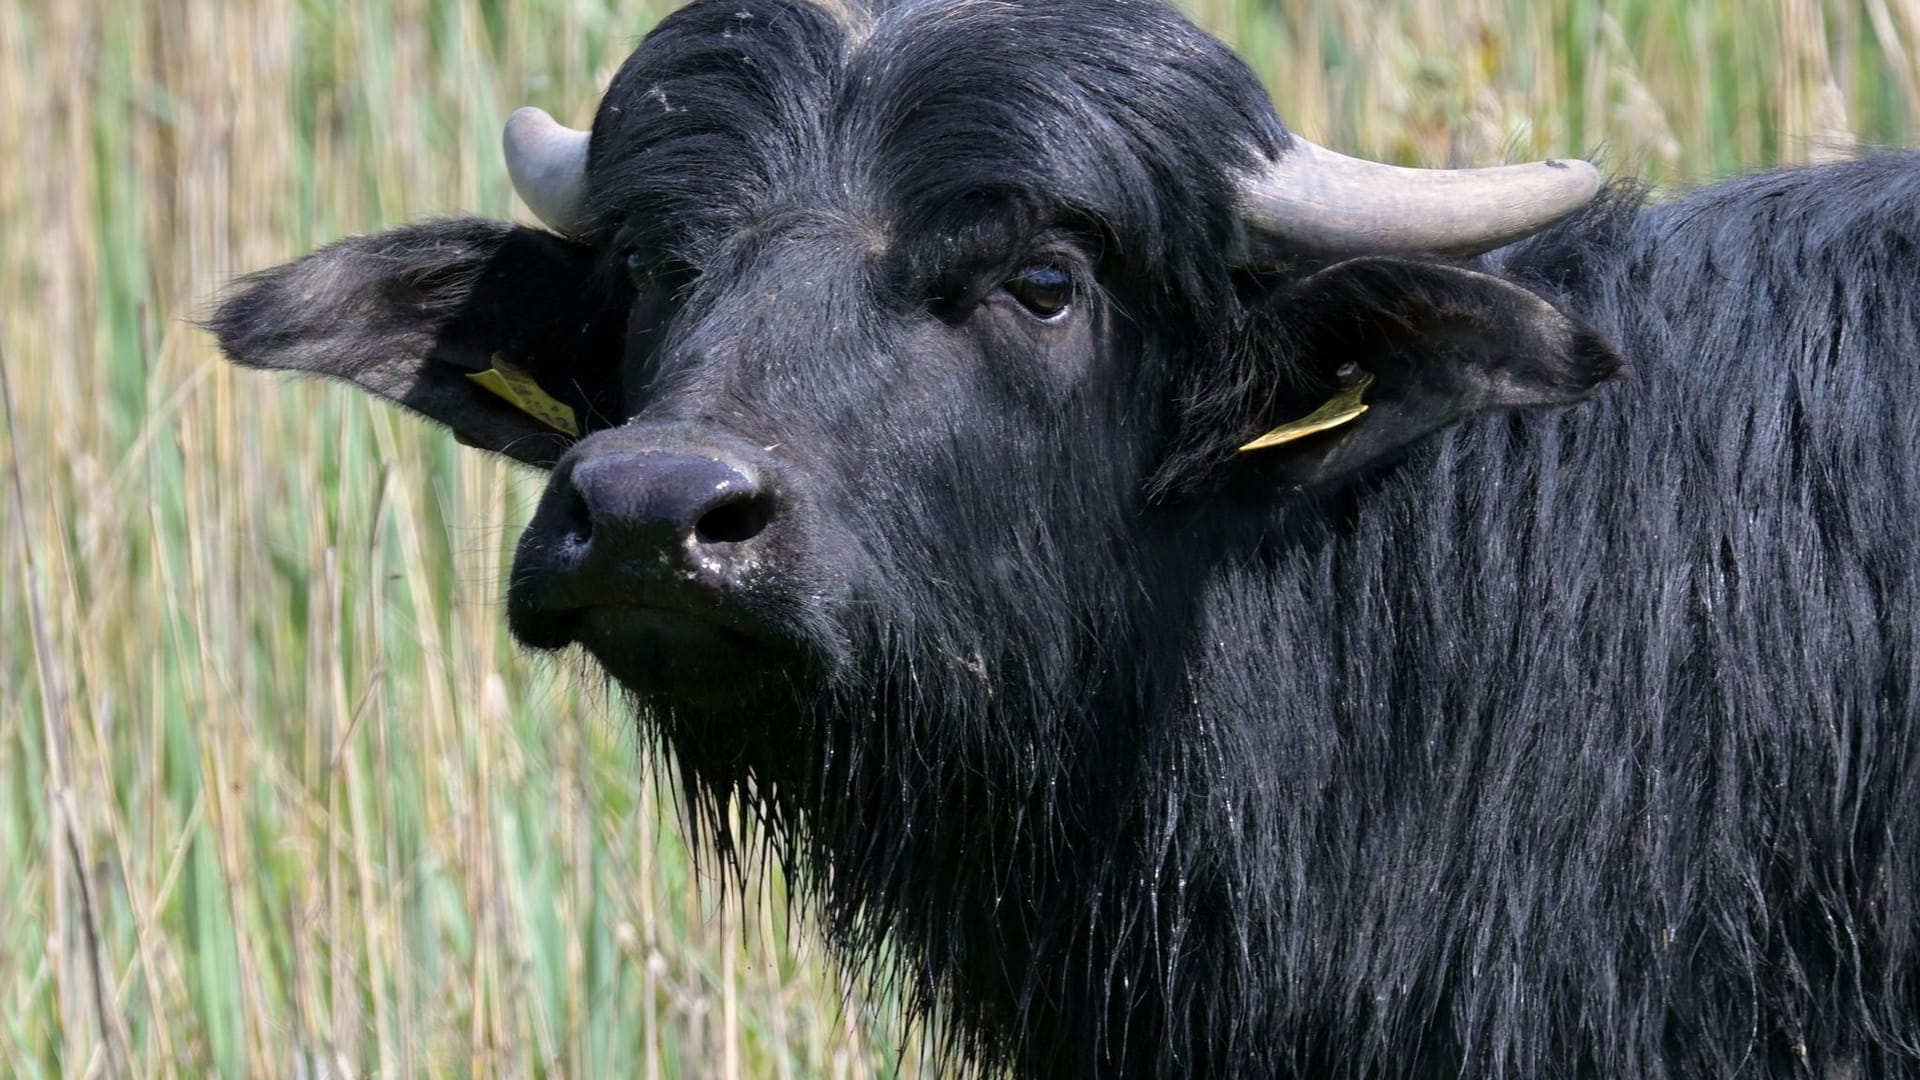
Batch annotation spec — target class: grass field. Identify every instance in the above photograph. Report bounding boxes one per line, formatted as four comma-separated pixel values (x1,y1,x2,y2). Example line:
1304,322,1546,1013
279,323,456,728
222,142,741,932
3,0,1916,1075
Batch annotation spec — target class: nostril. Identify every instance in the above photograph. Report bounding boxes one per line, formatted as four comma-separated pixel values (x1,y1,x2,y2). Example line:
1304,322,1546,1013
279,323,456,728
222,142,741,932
557,473,595,546
695,492,776,545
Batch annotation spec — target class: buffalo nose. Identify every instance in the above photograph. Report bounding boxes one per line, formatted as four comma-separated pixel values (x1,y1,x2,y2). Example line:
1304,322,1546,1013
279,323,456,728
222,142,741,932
563,450,776,552
508,444,788,650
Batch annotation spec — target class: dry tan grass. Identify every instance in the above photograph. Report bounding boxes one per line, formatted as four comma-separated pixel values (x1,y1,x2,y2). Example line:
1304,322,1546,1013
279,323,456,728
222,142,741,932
2,1,1913,1075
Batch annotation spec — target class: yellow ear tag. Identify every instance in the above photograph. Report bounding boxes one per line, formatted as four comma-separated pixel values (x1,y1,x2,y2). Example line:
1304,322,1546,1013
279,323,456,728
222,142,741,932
1238,365,1374,453
467,354,580,437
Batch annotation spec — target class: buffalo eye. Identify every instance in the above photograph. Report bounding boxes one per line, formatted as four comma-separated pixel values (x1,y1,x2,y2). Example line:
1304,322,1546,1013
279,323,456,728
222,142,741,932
625,249,653,291
1002,264,1073,321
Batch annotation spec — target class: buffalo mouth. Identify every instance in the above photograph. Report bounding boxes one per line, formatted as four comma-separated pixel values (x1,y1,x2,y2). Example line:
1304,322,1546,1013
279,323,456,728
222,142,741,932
508,587,809,704
578,606,788,702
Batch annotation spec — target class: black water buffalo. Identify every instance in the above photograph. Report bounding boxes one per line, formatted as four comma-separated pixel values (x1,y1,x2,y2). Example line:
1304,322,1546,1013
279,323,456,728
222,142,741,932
212,0,1920,1076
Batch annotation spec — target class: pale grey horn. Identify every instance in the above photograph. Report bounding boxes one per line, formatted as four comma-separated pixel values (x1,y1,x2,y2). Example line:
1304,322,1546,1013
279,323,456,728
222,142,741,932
504,106,590,237
1237,136,1602,259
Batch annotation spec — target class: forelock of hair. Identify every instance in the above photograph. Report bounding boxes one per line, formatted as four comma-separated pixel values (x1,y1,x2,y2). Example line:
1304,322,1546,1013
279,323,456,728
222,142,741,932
586,0,1288,327
583,0,858,256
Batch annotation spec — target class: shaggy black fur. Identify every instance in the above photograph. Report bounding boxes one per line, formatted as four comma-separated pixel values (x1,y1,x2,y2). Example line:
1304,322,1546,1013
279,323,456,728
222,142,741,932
212,1,1920,1076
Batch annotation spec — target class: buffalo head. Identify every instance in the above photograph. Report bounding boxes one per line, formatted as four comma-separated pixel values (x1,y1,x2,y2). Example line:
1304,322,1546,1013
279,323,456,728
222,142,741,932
217,0,1611,723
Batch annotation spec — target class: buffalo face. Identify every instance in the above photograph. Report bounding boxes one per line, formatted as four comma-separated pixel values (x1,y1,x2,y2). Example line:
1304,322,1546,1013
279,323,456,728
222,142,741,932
214,0,1617,750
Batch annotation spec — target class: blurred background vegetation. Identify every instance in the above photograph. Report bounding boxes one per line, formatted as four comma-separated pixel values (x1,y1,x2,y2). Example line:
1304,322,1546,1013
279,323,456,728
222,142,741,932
2,0,1916,1075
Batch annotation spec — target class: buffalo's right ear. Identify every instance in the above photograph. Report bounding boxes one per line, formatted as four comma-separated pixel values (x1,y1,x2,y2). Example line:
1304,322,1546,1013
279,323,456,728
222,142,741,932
210,218,624,468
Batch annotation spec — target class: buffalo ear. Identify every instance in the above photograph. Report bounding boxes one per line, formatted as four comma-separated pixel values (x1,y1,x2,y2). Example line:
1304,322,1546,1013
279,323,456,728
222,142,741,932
210,218,624,468
1240,256,1620,487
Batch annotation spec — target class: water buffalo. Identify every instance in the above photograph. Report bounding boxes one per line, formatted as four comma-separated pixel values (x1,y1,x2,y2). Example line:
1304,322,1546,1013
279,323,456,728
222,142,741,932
212,0,1920,1075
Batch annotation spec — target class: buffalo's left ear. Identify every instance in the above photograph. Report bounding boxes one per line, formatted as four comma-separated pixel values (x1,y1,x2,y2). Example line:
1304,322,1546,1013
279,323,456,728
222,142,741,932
211,217,624,468
1240,256,1621,487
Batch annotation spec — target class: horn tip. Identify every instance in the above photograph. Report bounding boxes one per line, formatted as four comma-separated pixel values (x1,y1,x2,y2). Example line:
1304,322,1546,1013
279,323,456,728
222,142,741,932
502,104,591,238
505,105,555,132
503,106,562,156
1544,157,1603,199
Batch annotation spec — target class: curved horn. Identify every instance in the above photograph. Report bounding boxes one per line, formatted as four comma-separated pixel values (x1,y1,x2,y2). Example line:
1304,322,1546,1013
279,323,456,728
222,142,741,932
504,106,590,237
1237,136,1601,259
